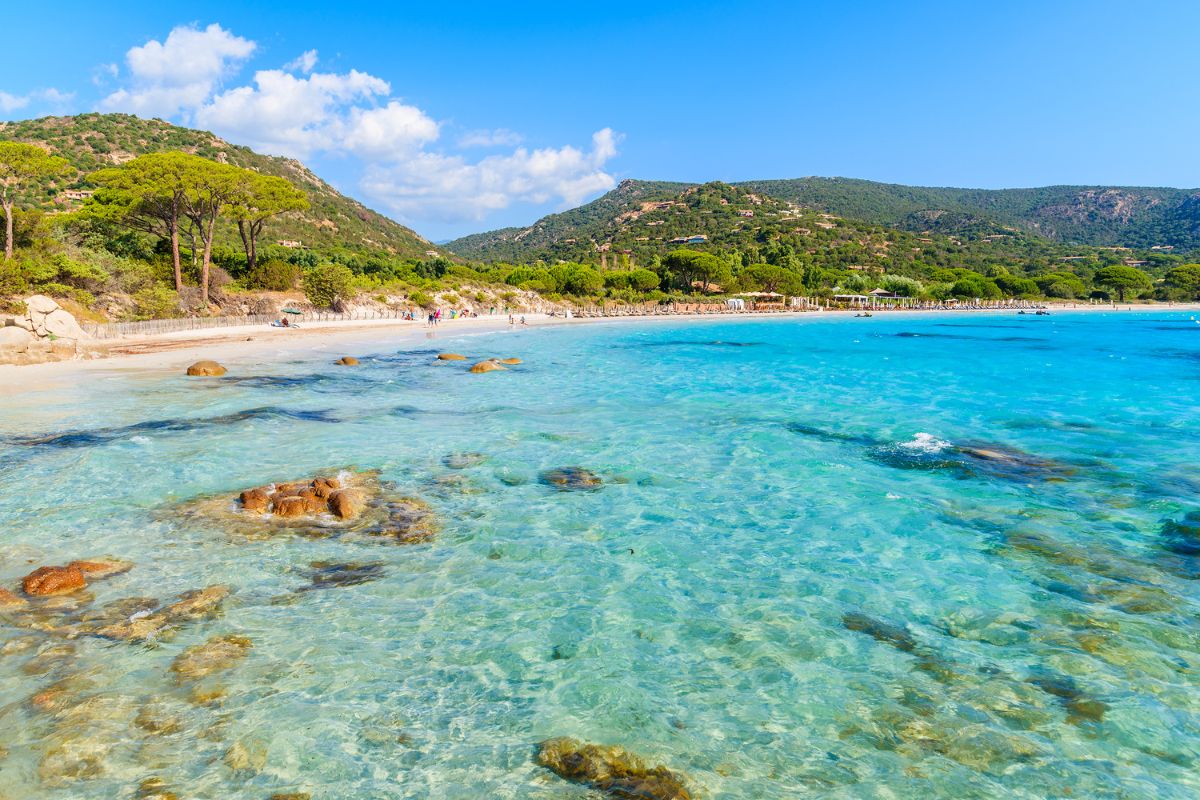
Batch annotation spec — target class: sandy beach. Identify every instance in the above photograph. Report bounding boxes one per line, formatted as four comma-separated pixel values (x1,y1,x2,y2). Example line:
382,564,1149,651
2,303,1197,395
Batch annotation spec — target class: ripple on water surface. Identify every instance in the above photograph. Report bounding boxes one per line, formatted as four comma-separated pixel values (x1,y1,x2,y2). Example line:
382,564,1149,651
0,311,1199,798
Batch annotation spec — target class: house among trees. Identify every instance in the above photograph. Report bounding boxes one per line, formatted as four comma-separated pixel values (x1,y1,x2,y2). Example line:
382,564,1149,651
669,235,708,245
277,239,304,248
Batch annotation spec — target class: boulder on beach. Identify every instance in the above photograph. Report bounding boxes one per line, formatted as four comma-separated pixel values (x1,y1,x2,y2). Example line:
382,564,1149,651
469,360,505,374
0,325,34,353
539,467,604,491
21,565,87,596
534,737,692,800
437,353,467,361
336,356,360,366
186,360,227,377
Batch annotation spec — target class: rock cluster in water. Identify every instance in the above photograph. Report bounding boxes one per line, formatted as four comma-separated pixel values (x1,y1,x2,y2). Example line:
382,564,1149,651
176,471,438,545
238,475,363,521
535,737,692,799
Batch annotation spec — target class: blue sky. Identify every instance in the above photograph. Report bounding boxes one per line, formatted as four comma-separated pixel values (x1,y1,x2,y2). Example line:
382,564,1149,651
3,0,1199,240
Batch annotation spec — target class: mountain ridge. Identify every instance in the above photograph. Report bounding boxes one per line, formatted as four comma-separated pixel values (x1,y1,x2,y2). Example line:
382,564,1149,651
448,176,1200,261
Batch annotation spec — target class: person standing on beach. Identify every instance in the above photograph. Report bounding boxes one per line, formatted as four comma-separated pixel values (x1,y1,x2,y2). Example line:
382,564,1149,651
509,314,514,326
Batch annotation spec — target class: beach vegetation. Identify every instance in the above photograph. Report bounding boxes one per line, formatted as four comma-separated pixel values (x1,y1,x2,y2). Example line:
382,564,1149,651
1163,264,1200,299
1094,265,1152,302
0,141,72,261
302,263,355,309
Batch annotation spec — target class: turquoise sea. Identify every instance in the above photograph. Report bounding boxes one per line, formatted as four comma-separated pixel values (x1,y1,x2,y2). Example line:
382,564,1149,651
1,310,1199,799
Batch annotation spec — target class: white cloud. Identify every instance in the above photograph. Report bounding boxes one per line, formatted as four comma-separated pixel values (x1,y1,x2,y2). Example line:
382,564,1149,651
0,88,75,115
458,128,524,148
340,101,440,159
195,68,391,157
285,49,319,74
96,23,620,227
101,23,255,118
360,128,620,222
0,92,29,113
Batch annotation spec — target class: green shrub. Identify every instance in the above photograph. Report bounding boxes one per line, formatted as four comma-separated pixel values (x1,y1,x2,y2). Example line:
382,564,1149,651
130,285,180,320
245,258,301,291
302,263,355,309
408,290,433,307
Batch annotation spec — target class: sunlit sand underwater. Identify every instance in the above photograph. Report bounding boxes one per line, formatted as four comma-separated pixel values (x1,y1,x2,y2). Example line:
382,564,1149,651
1,310,1199,798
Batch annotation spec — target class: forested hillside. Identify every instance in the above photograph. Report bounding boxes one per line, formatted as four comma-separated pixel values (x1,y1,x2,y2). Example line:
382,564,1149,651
737,178,1200,248
0,114,432,258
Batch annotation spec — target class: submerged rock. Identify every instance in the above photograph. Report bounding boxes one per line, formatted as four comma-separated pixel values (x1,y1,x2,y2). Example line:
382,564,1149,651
185,360,227,377
171,634,253,681
498,357,522,365
535,737,692,800
0,588,28,609
368,497,438,543
336,356,360,366
297,561,386,592
842,612,918,652
136,776,180,800
540,467,603,491
96,585,230,641
22,565,87,596
68,558,133,580
1025,672,1108,723
442,451,487,470
437,352,467,361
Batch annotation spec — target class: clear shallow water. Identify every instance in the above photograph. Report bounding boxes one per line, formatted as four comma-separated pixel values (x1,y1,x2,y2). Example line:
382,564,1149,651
0,311,1198,798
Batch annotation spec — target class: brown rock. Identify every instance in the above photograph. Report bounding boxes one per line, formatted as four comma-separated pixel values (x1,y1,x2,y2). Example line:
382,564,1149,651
170,634,253,681
310,476,341,498
21,565,87,596
328,489,365,520
0,588,28,609
271,496,309,518
535,737,692,800
297,488,329,514
96,585,230,641
469,360,505,374
437,353,467,360
498,357,522,365
185,360,227,377
336,356,360,366
272,482,305,496
269,794,312,800
239,487,271,513
67,558,134,580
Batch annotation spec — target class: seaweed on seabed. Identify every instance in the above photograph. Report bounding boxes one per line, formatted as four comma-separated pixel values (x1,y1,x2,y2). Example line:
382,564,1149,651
535,737,692,799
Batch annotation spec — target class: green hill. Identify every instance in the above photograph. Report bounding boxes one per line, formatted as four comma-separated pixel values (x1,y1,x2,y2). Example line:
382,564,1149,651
737,177,1200,248
0,113,433,258
449,177,1200,262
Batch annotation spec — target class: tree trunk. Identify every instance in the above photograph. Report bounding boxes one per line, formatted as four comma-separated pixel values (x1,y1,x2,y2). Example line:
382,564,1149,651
169,219,183,292
200,217,216,306
238,220,255,273
1,197,12,261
